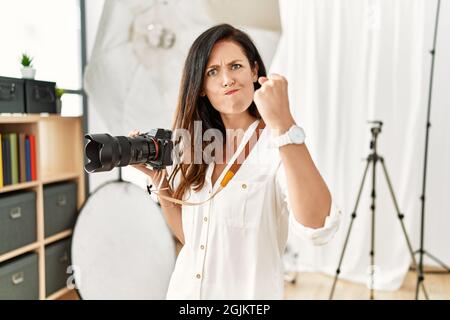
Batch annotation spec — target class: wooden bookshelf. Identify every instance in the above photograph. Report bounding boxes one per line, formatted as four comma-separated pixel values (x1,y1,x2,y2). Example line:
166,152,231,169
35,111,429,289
0,114,85,300
0,180,39,194
46,287,74,300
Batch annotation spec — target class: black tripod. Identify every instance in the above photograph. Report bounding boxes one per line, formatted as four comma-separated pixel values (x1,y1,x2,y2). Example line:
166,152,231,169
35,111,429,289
414,0,450,300
329,121,427,300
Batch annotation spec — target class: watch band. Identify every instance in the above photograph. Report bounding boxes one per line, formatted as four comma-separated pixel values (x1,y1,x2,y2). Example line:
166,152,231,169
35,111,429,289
268,125,305,148
268,127,291,148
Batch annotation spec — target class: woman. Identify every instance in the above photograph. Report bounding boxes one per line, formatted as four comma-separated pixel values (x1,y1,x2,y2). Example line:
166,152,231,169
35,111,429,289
130,24,341,299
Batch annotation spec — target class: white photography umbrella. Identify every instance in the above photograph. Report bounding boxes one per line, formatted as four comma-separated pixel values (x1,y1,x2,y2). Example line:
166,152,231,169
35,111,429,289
84,0,282,133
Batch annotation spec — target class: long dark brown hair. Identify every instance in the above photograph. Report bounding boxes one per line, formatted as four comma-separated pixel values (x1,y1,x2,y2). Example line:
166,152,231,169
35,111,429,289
167,24,267,200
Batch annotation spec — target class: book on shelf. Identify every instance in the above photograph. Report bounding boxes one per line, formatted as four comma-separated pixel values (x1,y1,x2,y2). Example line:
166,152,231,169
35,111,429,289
10,133,18,184
0,132,37,187
25,136,31,182
2,134,11,186
19,133,26,183
30,134,37,181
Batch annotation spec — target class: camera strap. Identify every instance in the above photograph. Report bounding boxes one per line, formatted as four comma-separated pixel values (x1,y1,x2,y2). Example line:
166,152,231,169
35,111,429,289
148,119,266,206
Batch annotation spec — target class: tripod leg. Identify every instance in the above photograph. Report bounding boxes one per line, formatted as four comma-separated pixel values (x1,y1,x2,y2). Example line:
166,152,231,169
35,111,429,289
422,251,450,272
329,158,371,300
379,158,429,300
415,275,421,299
369,154,377,300
411,250,450,273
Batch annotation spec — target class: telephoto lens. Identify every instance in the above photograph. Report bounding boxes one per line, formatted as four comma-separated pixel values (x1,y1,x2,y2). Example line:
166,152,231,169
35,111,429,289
84,128,173,173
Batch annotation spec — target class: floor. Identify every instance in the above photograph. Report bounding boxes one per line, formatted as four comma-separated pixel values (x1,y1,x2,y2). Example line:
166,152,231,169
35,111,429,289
58,269,450,300
283,270,450,300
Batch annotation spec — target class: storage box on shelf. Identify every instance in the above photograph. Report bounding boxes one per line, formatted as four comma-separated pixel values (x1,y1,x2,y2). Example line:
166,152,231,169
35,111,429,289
0,76,56,114
0,252,39,300
0,114,85,300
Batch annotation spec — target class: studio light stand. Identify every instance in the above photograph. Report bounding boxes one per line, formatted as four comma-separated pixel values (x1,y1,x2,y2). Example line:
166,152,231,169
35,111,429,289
329,121,427,300
414,0,450,300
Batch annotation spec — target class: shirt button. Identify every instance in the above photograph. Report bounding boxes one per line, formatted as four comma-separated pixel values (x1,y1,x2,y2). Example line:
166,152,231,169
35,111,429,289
196,273,201,279
242,183,247,189
200,245,205,250
203,217,208,222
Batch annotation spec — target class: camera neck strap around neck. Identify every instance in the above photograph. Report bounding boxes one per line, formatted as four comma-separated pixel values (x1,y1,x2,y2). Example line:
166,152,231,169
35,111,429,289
150,119,266,207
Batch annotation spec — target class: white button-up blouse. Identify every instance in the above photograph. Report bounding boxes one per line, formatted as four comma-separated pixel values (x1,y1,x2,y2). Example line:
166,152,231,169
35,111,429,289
166,119,341,300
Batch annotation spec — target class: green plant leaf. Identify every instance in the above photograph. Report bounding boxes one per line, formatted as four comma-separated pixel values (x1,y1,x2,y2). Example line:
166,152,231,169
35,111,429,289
55,88,65,98
20,53,33,67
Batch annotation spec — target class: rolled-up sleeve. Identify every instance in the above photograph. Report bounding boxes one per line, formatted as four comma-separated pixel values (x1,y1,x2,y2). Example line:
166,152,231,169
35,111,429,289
275,162,342,246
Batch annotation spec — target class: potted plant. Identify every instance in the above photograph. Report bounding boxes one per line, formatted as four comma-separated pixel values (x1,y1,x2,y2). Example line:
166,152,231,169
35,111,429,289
20,53,36,79
55,87,64,114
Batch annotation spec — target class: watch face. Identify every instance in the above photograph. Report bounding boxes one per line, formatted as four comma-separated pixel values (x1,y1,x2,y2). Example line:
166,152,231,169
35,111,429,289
289,126,305,144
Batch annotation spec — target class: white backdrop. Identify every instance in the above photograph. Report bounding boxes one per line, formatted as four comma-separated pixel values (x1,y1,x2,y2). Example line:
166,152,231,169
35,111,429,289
270,0,450,292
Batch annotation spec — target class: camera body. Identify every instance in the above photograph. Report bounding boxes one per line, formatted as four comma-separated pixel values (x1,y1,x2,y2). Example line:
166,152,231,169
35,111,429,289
142,128,173,170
